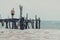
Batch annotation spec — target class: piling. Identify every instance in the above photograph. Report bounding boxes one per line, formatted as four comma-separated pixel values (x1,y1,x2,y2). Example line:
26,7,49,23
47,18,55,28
25,13,28,29
13,21,17,29
38,17,40,29
14,21,17,29
19,5,24,30
25,21,28,29
20,17,24,30
35,15,38,29
31,20,34,29
9,21,11,29
19,5,23,18
12,20,14,29
6,21,8,28
2,20,4,27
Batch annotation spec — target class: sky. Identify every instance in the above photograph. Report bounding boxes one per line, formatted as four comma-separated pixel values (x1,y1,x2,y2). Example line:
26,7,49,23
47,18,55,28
0,0,60,20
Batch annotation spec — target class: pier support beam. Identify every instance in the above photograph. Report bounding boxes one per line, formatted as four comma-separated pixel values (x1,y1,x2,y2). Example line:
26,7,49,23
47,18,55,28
38,17,40,29
11,20,13,29
25,21,28,29
35,15,38,29
14,21,17,29
12,20,17,29
6,22,8,28
31,20,34,29
20,17,24,30
25,13,28,29
9,21,11,29
2,20,4,27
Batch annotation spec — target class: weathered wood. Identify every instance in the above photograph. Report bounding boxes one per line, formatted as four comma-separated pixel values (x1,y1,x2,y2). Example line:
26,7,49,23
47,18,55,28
31,20,34,29
9,21,11,29
35,15,38,29
6,22,8,28
20,17,24,30
38,18,40,29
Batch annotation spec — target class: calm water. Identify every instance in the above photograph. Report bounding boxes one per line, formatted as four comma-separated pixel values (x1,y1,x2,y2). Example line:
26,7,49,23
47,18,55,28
0,21,60,29
41,21,60,29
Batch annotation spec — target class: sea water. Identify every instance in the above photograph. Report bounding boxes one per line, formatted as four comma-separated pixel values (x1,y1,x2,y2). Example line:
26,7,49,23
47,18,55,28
41,21,60,29
0,21,60,29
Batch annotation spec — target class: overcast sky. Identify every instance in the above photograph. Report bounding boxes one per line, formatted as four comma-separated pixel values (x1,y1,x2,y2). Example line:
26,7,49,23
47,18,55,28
0,0,60,20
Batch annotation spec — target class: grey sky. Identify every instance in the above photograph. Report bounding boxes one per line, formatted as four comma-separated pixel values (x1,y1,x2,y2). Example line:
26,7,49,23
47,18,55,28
0,0,60,20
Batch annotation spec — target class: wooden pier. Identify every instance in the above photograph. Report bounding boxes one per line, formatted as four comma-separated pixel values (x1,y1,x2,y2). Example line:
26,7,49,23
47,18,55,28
0,17,40,30
0,5,41,30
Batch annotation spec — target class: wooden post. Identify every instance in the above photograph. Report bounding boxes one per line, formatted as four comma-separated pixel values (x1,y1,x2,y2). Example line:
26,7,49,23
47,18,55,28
35,15,38,29
38,17,40,29
11,17,13,29
6,21,8,28
14,21,17,29
2,20,4,27
20,17,24,30
25,21,28,29
25,13,28,29
12,22,13,29
12,19,16,29
9,21,11,29
31,20,34,29
15,22,18,29
19,5,23,18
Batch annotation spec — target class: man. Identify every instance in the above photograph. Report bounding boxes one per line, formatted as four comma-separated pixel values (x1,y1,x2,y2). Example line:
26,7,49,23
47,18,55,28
11,8,15,18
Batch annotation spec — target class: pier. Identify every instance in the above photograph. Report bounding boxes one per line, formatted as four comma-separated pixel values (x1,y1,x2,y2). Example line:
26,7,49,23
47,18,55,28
0,5,41,30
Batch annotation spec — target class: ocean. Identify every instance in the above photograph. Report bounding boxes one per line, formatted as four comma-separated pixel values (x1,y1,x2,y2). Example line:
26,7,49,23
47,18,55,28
0,21,60,29
41,21,60,29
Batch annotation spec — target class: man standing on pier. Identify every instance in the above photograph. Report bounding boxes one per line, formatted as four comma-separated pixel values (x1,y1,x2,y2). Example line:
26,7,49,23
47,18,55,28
11,8,15,19
11,8,15,29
